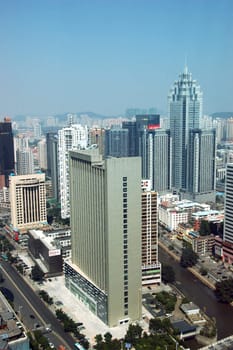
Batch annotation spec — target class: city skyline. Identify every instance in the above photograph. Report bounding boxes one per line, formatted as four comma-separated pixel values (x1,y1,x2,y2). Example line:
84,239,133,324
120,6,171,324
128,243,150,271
0,0,232,116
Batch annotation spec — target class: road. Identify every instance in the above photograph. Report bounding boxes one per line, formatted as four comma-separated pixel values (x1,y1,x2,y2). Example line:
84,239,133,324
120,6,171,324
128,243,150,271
0,260,75,350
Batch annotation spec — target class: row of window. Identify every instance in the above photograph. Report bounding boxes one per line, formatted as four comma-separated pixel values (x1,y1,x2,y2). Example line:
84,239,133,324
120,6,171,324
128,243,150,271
122,177,128,315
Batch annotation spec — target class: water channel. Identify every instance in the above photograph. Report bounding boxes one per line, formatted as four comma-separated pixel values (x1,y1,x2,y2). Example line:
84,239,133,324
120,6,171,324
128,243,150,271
159,247,233,348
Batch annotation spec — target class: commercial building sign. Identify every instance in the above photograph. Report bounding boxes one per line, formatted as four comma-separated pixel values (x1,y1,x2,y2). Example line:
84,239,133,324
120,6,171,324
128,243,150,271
48,249,61,257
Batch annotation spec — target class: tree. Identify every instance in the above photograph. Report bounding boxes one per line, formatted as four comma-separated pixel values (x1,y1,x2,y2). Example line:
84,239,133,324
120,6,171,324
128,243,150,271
125,324,142,345
180,247,198,268
162,264,175,284
199,220,211,236
31,265,44,281
215,278,233,303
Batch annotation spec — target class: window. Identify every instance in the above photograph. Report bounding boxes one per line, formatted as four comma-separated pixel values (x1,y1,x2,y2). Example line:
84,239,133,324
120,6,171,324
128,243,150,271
123,177,127,181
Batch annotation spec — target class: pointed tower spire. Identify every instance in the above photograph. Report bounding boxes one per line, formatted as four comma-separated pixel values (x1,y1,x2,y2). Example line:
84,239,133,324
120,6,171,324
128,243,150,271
184,55,188,74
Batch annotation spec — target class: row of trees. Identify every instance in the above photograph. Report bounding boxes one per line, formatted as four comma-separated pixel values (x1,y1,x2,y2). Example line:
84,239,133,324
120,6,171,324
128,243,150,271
55,308,89,349
94,322,181,350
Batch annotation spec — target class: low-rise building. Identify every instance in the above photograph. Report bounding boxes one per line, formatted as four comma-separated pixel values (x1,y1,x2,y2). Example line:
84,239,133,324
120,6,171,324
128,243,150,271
28,229,63,277
159,202,189,231
0,290,30,349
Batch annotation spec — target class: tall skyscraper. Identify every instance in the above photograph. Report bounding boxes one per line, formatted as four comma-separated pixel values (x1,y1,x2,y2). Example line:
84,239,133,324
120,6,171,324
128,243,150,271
105,127,129,157
188,129,216,201
224,163,233,245
38,138,47,170
9,173,47,232
58,124,88,218
122,114,172,193
0,117,14,188
14,135,34,175
153,129,172,192
141,180,161,285
168,67,215,201
46,133,59,201
65,150,142,327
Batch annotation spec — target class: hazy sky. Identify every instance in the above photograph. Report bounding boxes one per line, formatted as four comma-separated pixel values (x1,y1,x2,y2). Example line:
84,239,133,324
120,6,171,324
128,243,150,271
0,0,232,117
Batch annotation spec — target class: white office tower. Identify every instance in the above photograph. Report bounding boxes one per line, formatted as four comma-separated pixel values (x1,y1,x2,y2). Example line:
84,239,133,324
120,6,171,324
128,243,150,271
58,124,88,219
224,163,233,244
141,180,161,285
14,136,34,175
38,138,47,170
65,149,142,327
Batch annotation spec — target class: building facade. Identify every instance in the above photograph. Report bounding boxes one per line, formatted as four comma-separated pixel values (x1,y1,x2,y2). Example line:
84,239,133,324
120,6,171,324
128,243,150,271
105,127,129,157
0,117,14,188
65,150,142,327
9,173,47,232
58,124,88,218
141,180,161,285
224,163,233,245
46,132,59,201
168,67,216,201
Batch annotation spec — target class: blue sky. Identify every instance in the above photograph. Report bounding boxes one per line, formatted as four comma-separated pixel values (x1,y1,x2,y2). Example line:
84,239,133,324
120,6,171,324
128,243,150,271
0,0,232,116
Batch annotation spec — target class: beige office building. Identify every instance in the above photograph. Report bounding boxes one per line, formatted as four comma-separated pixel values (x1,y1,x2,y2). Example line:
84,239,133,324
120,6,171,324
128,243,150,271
64,150,142,327
9,173,47,231
141,180,161,285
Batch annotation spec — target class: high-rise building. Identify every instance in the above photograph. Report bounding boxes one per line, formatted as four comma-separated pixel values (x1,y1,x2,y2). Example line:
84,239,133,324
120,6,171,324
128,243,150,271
9,173,47,232
38,138,47,170
65,150,142,327
58,124,88,219
141,180,161,285
224,163,233,245
122,121,137,156
122,115,171,193
16,149,34,175
105,127,129,157
46,133,59,201
153,129,172,192
168,67,215,201
14,135,34,175
188,129,216,201
0,117,14,188
88,127,105,155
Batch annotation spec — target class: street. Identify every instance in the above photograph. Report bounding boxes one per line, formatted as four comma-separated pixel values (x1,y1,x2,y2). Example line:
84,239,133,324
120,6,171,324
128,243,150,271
0,260,75,350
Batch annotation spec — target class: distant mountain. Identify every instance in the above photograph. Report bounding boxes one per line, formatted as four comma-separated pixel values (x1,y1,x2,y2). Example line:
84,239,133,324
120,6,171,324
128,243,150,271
211,112,233,119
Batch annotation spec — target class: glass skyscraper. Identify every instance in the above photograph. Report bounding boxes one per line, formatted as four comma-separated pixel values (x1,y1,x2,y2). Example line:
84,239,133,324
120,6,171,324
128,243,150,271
0,117,14,188
168,67,215,201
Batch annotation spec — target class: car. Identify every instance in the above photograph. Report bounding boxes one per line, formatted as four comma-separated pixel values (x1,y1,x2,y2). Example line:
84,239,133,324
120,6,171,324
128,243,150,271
30,314,35,319
49,342,55,349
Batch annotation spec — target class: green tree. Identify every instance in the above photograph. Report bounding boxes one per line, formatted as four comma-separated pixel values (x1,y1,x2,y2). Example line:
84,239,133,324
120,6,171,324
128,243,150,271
162,264,175,284
180,247,198,268
199,220,211,236
31,265,44,281
125,324,142,345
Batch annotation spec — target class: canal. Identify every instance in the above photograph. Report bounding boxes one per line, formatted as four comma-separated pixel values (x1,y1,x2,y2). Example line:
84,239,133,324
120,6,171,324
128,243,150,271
159,247,233,341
